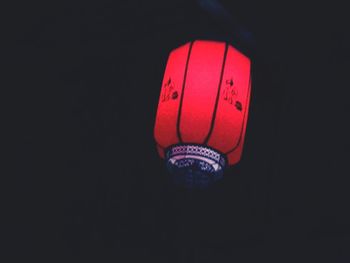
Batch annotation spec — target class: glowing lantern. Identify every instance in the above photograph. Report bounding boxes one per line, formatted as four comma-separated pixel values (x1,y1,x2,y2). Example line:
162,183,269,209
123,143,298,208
154,40,251,187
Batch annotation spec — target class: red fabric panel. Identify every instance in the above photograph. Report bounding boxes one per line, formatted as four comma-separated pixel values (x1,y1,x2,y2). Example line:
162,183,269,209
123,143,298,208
207,46,251,164
179,41,226,143
154,42,190,148
226,77,251,165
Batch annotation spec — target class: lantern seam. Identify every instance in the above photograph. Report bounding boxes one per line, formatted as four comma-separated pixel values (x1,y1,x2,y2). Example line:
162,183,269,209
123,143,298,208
203,42,229,145
176,41,194,143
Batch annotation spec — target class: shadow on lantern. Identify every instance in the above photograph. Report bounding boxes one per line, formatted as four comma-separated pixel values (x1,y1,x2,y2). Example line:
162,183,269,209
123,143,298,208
154,40,251,189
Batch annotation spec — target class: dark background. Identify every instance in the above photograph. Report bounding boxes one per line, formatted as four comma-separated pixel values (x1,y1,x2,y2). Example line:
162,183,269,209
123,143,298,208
11,0,349,262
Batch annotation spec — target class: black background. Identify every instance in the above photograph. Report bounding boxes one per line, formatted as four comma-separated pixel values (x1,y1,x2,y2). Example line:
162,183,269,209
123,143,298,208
11,0,350,262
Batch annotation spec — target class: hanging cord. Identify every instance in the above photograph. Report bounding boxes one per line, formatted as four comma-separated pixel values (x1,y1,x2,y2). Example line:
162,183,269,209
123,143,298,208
196,0,256,55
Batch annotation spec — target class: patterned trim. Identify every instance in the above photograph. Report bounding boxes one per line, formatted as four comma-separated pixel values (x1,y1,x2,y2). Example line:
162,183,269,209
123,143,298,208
166,144,226,168
165,144,226,188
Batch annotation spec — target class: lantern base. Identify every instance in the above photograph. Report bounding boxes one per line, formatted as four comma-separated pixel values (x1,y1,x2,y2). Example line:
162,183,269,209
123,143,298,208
165,144,226,188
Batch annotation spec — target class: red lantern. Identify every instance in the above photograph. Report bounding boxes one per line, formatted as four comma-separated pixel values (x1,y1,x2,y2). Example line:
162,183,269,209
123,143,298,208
154,40,251,187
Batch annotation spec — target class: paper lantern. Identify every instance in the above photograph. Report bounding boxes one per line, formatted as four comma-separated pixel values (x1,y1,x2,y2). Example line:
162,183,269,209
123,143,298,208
154,40,251,187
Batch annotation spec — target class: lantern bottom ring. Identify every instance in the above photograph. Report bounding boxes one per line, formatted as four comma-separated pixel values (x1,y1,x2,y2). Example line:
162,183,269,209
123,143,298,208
165,144,226,188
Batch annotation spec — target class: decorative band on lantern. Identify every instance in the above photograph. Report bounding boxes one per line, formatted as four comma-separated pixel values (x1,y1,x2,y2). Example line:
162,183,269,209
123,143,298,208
165,144,226,188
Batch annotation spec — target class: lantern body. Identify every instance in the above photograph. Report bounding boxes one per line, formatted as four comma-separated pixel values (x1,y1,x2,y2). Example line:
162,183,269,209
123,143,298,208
154,40,251,187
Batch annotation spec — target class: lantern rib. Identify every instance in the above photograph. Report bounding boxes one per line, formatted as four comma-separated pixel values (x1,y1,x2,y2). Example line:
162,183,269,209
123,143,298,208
203,42,229,145
176,41,194,143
